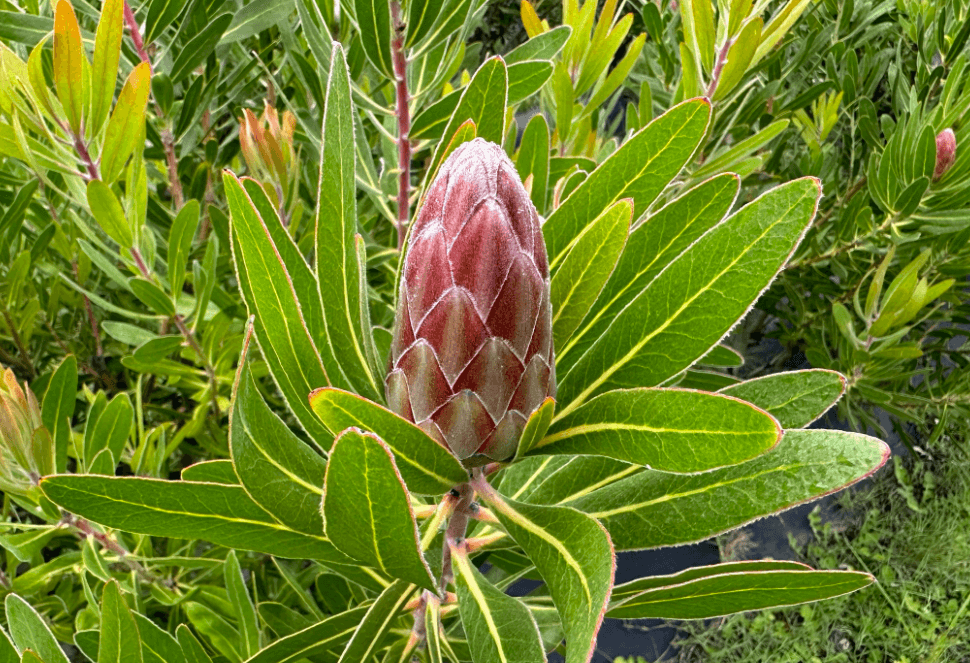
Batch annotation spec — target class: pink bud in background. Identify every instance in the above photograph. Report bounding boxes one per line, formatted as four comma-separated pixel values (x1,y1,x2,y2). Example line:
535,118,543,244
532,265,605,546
934,128,957,180
386,139,555,466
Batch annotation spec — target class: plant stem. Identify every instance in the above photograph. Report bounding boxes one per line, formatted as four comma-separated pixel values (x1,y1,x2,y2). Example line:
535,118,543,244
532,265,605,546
73,134,100,181
391,0,411,250
706,39,733,98
438,483,474,595
123,1,151,64
172,314,220,418
66,513,159,585
2,310,34,378
161,129,184,210
73,261,103,358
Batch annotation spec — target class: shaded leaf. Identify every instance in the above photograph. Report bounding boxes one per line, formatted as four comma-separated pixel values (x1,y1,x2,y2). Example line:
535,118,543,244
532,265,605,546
718,369,848,428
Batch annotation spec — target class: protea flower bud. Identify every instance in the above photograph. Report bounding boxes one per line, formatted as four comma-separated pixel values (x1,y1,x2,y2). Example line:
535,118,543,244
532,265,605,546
387,139,555,465
0,366,52,497
238,101,298,214
934,128,957,180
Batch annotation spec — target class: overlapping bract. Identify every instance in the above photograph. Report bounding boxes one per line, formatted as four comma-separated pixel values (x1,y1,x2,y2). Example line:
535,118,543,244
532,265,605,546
387,139,555,464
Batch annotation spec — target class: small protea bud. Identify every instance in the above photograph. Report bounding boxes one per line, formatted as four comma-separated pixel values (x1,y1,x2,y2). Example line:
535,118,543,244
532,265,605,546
934,128,957,180
387,139,555,465
238,101,298,212
0,366,52,497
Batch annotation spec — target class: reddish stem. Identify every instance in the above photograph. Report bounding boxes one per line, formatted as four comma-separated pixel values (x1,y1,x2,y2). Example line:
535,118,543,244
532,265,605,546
391,0,411,250
123,1,151,65
706,39,734,99
73,134,99,180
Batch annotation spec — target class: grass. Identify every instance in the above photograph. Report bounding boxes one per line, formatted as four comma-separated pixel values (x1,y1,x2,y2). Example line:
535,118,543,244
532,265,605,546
618,429,970,663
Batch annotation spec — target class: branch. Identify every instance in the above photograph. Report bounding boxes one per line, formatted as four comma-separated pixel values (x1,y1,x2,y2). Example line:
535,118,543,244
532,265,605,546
123,1,151,64
391,0,411,250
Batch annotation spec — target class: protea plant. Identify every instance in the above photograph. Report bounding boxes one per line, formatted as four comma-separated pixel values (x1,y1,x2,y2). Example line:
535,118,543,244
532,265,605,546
386,139,555,465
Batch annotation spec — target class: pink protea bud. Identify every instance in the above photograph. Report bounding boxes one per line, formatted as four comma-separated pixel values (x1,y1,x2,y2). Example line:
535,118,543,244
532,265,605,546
387,139,555,465
934,128,957,180
0,366,52,496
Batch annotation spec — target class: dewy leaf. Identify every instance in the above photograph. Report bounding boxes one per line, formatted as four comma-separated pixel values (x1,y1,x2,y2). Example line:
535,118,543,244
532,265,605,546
90,0,123,136
475,479,614,663
315,44,382,401
230,332,327,535
100,62,151,185
354,0,393,76
41,354,77,473
718,369,848,429
40,475,351,562
542,98,711,267
452,545,545,663
537,388,781,473
556,177,822,418
86,180,133,248
224,552,259,658
323,429,436,591
608,565,873,619
309,388,467,495
99,580,143,663
570,429,890,551
225,172,333,447
335,580,415,663
5,594,70,663
243,606,368,663
53,0,84,135
551,199,631,350
428,57,508,179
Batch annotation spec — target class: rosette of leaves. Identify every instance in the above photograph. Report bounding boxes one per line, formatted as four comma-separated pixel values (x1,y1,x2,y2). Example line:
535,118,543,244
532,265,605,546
33,35,891,661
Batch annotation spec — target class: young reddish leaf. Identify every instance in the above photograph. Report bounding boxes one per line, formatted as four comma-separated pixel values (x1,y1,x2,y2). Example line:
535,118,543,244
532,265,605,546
53,0,85,135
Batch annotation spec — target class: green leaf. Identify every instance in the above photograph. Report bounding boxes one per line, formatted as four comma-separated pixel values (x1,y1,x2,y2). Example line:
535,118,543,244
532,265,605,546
224,552,259,658
323,429,436,591
475,480,614,663
90,0,123,136
537,388,781,472
169,13,232,83
145,0,190,43
84,392,132,468
176,625,213,663
100,62,151,184
698,344,744,368
609,560,810,600
225,172,333,447
543,98,711,267
230,344,326,535
41,354,76,473
514,397,555,460
507,60,553,105
243,606,368,663
222,0,294,42
315,44,382,401
355,0,393,76
0,626,16,663
452,547,545,663
99,581,143,663
504,26,572,64
555,177,821,418
40,475,351,562
713,17,762,101
608,565,873,619
428,57,508,180
309,388,467,495
129,278,175,316
180,459,238,484
516,113,550,211
718,369,847,429
53,0,85,135
411,89,461,140
0,12,52,45
551,199,631,350
168,200,200,298
335,580,416,663
133,613,186,663
5,594,70,663
86,180,133,248
407,0,446,48
570,429,890,550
